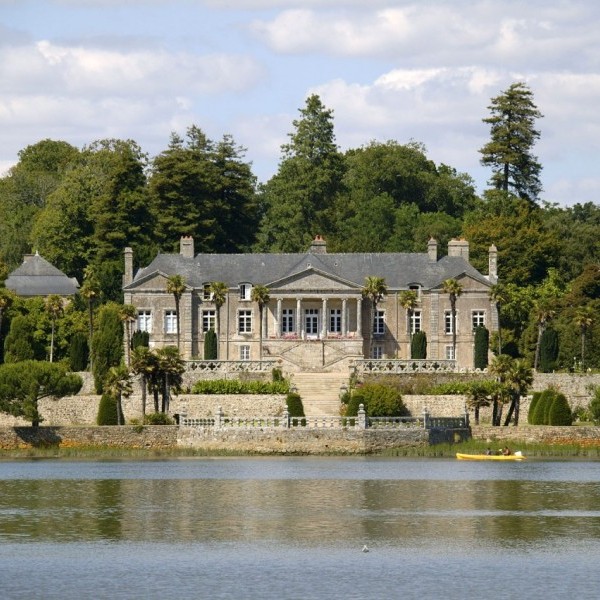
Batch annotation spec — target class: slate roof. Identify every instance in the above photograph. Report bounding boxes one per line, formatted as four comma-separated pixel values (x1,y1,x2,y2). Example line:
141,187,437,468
126,249,491,292
5,253,80,297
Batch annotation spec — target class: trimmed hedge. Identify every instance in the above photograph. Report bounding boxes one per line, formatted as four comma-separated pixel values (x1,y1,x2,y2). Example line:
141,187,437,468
286,392,305,417
548,392,573,426
530,388,573,426
204,329,217,360
192,379,290,394
411,331,427,359
97,393,123,426
473,326,489,370
345,383,406,417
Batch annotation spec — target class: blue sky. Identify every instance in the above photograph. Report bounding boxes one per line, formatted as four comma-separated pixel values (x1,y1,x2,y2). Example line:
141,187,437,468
1,0,599,207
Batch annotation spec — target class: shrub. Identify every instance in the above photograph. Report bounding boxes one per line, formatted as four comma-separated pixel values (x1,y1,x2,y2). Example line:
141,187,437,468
272,367,284,382
473,326,489,370
590,388,600,424
548,392,573,426
4,315,40,363
69,332,89,372
192,379,290,394
286,392,305,417
131,330,149,350
346,383,405,417
532,389,554,425
528,392,542,424
97,393,121,426
411,331,427,359
539,328,559,373
144,412,175,425
204,329,217,360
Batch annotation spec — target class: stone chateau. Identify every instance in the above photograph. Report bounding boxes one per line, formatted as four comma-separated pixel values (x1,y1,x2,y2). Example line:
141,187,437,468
123,236,498,373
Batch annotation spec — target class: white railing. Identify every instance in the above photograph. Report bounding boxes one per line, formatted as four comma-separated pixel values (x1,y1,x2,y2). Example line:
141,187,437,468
186,360,277,373
353,359,457,374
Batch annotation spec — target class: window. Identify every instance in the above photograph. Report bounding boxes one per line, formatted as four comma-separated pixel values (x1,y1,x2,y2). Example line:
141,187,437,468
373,310,385,335
282,308,294,334
444,311,455,335
239,283,252,301
305,308,319,335
202,283,213,301
238,310,252,333
445,345,455,360
137,310,152,332
409,284,421,299
472,310,486,330
202,310,216,332
410,309,422,334
164,310,177,334
372,345,383,359
240,345,250,361
330,309,342,333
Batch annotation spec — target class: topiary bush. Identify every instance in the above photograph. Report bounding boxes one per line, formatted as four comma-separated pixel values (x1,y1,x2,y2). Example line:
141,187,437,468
532,389,553,425
204,328,217,360
97,393,123,426
548,392,573,426
69,332,89,372
286,392,305,417
473,326,489,370
411,331,427,359
192,379,290,394
528,391,542,424
345,383,406,417
144,412,175,425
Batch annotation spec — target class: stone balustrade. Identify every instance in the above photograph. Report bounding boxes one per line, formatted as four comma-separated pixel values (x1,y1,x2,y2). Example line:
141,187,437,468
353,359,459,374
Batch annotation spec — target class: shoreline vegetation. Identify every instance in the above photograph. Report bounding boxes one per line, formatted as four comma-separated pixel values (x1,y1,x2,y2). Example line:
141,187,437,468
1,439,600,460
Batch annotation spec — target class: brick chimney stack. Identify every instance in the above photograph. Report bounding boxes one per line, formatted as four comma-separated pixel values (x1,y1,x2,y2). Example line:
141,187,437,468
180,236,194,258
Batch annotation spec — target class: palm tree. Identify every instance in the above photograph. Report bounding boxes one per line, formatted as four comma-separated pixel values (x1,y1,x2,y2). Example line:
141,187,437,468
45,294,64,363
466,382,492,426
155,346,185,413
489,354,514,426
104,364,133,426
80,267,100,370
489,283,508,355
442,278,463,361
209,281,228,358
130,346,156,420
533,300,556,371
362,276,387,357
166,274,186,353
251,284,270,360
490,355,533,426
574,306,595,371
398,290,419,356
0,288,15,359
119,304,137,366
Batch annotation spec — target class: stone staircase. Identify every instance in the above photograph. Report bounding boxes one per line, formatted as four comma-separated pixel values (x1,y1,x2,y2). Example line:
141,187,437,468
291,372,349,416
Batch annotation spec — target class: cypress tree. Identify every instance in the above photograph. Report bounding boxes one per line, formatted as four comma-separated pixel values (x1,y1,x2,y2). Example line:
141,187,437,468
4,315,39,363
97,393,123,425
204,328,217,360
473,326,489,370
411,331,427,359
131,330,149,349
539,328,559,373
69,332,89,372
548,392,573,426
528,391,542,424
91,303,123,394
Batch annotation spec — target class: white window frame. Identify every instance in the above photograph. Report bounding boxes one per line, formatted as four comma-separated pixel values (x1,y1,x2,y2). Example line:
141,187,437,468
240,345,250,361
202,283,213,301
373,310,385,335
329,308,342,333
282,308,294,334
164,310,177,334
472,310,486,331
239,283,252,301
137,310,152,333
410,309,422,334
445,345,455,360
305,308,319,336
238,309,252,334
444,310,454,335
202,309,216,333
372,345,383,359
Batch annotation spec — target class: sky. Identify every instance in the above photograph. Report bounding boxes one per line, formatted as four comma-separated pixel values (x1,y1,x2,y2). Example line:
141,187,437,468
1,0,599,207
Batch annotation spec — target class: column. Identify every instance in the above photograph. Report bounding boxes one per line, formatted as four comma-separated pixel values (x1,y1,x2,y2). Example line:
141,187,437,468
321,298,328,337
296,298,302,336
276,298,282,337
356,297,362,336
342,298,347,336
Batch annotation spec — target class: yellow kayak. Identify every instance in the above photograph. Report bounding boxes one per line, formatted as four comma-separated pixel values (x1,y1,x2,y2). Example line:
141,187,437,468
456,452,526,461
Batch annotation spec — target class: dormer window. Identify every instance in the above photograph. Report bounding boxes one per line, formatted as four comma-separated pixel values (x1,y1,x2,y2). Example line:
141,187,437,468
409,284,421,299
239,283,252,301
202,283,213,301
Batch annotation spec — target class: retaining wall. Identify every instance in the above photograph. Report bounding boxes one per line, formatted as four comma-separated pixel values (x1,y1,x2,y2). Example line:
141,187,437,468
471,425,600,446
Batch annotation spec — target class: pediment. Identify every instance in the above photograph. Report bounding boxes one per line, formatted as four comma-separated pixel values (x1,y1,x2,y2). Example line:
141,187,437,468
268,267,359,292
434,272,492,292
125,271,191,292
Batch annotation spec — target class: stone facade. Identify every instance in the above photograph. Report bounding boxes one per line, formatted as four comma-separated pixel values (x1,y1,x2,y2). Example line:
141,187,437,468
124,236,497,372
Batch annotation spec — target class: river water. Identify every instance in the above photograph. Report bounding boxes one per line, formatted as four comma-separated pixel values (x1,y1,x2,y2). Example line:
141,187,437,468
1,457,600,599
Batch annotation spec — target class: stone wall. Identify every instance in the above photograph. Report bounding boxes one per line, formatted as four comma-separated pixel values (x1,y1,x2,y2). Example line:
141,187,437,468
471,425,600,446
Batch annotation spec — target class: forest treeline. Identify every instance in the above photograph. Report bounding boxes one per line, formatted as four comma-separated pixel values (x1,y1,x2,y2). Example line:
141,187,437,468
1,84,600,370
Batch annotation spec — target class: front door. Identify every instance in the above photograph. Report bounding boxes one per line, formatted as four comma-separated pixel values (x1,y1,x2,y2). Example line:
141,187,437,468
305,308,319,337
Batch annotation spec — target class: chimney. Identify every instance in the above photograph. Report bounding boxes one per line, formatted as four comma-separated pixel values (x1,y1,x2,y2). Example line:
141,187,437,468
448,238,469,262
123,247,133,286
488,244,498,281
180,236,194,258
309,235,327,254
427,238,438,262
